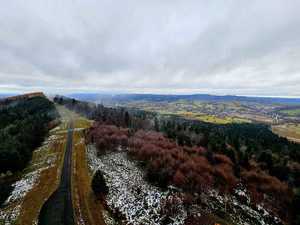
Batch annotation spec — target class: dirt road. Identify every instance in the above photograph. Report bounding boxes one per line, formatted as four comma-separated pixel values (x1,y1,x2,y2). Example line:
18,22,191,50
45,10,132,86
38,121,75,225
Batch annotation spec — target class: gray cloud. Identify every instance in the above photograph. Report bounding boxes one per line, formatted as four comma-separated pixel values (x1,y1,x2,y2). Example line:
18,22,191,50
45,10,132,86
0,0,300,96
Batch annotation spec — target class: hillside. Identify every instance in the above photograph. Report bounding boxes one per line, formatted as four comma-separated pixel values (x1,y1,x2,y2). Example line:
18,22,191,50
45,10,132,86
0,92,45,106
69,93,300,105
1,94,299,225
68,93,300,125
54,96,300,225
0,94,58,207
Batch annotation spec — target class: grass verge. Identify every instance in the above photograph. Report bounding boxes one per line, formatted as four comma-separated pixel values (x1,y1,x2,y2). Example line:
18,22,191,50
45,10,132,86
70,110,105,225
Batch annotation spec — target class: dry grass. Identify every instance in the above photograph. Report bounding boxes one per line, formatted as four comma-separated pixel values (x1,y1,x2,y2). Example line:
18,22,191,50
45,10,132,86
18,130,66,225
72,127,105,225
16,105,70,224
18,136,66,225
3,105,102,225
58,105,104,225
272,124,300,143
74,117,93,129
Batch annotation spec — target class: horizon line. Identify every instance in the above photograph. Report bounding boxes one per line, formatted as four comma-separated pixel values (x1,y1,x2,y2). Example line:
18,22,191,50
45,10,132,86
1,91,300,99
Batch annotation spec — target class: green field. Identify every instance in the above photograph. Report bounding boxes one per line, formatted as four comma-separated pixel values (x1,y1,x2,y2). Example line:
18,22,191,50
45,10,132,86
272,123,300,143
178,112,250,124
280,108,300,116
123,100,253,124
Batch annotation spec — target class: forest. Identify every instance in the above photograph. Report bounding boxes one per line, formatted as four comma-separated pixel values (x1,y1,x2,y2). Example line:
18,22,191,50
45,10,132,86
0,97,58,173
0,96,58,205
0,96,58,173
55,96,300,224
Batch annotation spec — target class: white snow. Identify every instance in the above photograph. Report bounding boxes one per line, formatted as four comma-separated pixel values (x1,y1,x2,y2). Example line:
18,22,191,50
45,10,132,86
5,169,40,204
87,144,282,225
102,210,118,225
0,204,21,225
73,128,85,131
208,188,280,225
0,132,62,224
87,145,187,225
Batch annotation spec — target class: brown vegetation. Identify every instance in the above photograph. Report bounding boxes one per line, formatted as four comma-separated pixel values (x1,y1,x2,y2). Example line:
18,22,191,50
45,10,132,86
87,122,293,219
72,129,106,225
18,133,66,225
241,168,292,220
87,122,129,154
87,124,237,194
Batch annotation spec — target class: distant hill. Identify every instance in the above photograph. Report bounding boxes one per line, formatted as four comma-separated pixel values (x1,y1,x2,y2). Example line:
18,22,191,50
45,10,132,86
0,92,45,106
0,93,16,99
69,93,300,105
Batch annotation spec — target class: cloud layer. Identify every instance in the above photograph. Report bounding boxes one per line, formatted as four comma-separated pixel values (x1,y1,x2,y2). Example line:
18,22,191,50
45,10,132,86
1,0,300,96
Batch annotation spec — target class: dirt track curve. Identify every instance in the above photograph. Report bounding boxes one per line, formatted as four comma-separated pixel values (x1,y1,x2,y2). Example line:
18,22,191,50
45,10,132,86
38,121,75,225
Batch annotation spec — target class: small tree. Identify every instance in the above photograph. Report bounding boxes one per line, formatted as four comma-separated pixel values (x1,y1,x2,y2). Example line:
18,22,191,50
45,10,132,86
124,111,131,127
92,170,108,196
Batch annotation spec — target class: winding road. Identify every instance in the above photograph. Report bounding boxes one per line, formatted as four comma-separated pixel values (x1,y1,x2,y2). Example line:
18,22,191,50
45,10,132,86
38,121,75,225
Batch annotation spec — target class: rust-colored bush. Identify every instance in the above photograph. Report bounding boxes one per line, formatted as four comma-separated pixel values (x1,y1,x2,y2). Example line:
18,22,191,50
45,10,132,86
87,122,129,152
214,154,234,166
241,168,291,205
128,130,233,193
173,170,186,187
89,126,238,194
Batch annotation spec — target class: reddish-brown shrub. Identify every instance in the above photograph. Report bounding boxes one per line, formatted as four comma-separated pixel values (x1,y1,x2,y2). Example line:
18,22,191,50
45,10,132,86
89,126,238,194
214,154,233,166
173,170,186,187
127,130,239,193
87,123,129,153
241,169,291,204
214,163,237,193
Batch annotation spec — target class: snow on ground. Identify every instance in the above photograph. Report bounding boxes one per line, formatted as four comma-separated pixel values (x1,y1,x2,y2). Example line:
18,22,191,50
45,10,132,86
0,131,61,224
87,145,187,225
73,128,85,131
75,138,85,146
87,145,283,225
5,169,41,204
205,186,281,225
0,204,21,225
102,210,118,225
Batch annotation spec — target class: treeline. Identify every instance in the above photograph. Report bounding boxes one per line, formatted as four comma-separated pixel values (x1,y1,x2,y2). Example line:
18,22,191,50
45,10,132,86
54,95,154,129
160,117,300,186
87,123,292,220
88,124,237,193
0,96,58,173
55,96,300,223
54,96,300,188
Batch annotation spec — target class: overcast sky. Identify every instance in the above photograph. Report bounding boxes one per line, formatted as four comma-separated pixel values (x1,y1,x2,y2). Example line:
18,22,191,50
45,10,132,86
0,0,300,96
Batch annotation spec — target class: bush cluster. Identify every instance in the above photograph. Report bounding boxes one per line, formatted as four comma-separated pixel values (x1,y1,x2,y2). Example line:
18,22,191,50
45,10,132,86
128,130,236,193
87,124,237,194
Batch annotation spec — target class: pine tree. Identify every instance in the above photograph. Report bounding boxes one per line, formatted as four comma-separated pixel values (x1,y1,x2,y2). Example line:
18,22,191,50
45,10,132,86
92,170,108,195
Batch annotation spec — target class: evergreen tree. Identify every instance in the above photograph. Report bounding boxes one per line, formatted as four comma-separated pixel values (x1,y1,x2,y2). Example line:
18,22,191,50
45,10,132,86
92,170,109,195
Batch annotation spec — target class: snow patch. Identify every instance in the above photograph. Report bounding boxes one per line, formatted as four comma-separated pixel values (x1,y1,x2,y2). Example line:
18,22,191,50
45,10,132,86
87,145,187,225
0,132,61,224
5,168,42,205
0,204,21,225
87,145,282,225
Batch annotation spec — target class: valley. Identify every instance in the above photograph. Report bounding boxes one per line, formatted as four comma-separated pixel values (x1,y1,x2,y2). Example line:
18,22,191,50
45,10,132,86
1,93,300,225
55,95,300,225
2,2,300,224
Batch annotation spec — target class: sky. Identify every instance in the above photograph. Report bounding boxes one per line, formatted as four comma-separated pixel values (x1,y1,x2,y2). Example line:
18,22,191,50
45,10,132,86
0,0,300,97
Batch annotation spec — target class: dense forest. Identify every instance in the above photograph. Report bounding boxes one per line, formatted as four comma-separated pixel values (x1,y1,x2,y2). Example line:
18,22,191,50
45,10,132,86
0,96,58,205
54,96,300,224
0,96,58,173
